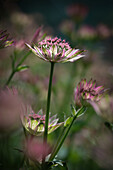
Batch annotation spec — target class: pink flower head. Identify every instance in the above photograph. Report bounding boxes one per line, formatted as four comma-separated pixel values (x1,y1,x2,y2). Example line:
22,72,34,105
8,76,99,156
26,37,85,63
0,30,14,49
74,79,104,106
24,136,51,162
21,109,63,136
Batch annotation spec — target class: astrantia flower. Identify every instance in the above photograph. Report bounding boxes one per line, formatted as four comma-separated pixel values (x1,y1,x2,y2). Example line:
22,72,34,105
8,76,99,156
0,30,14,49
26,37,85,63
74,79,104,106
22,109,63,136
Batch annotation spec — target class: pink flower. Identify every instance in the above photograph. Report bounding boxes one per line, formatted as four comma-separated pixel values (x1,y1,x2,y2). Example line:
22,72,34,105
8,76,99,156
26,37,85,63
21,109,63,136
24,136,51,162
74,79,104,106
77,25,97,40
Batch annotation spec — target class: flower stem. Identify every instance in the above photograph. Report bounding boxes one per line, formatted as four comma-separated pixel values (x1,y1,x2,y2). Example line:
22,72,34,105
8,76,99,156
49,115,77,161
49,127,66,161
16,51,31,67
5,70,16,86
5,51,31,86
44,62,55,143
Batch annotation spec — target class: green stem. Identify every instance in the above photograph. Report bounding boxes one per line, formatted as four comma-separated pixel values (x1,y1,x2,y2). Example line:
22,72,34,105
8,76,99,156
5,70,16,86
44,62,55,142
49,127,66,161
5,51,31,86
49,115,77,161
16,51,31,67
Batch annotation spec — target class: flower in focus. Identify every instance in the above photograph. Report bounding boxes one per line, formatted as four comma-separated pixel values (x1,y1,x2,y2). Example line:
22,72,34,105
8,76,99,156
26,37,85,63
0,30,14,49
24,136,51,162
74,79,104,107
0,87,23,133
21,109,63,136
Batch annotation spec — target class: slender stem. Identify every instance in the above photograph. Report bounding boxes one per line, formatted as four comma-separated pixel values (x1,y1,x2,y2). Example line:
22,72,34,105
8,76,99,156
49,127,66,161
5,51,31,86
44,62,55,143
16,51,31,67
5,70,16,86
49,115,77,161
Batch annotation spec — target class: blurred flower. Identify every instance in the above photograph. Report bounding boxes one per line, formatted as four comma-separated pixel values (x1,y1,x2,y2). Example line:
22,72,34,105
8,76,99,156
74,79,104,107
24,136,51,162
31,26,45,44
21,109,63,136
14,26,45,51
97,24,111,39
96,96,113,122
14,39,25,51
0,30,14,49
66,3,88,21
26,37,85,63
0,87,23,133
77,25,97,40
59,20,75,36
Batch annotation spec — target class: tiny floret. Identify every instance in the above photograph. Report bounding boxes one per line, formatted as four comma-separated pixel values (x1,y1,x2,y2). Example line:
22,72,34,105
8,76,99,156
26,37,85,63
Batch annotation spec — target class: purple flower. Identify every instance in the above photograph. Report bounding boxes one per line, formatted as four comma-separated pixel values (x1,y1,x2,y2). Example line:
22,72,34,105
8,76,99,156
26,37,85,63
74,79,104,106
0,30,14,49
21,109,63,136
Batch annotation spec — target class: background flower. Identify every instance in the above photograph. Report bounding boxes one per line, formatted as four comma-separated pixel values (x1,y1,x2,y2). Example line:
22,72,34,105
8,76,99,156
24,136,51,162
0,87,23,133
74,79,104,107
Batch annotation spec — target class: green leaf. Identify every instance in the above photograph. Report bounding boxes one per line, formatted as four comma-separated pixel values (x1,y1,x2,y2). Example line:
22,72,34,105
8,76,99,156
71,105,77,116
16,65,29,72
48,123,63,134
64,117,73,127
76,106,86,118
